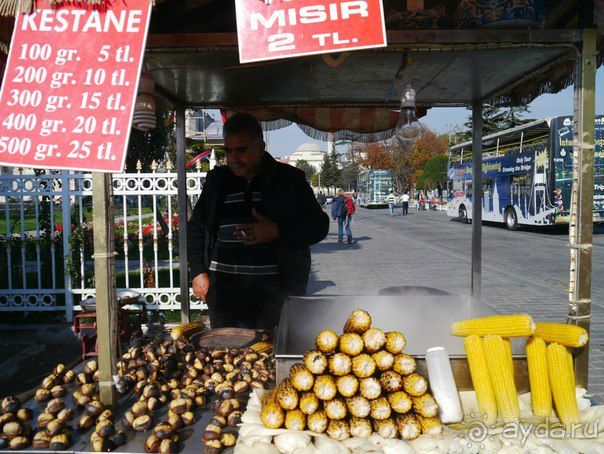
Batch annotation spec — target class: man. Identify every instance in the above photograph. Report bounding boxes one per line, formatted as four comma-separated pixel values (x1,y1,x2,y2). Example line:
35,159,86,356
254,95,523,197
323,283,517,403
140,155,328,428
188,113,329,329
385,190,397,216
401,191,410,216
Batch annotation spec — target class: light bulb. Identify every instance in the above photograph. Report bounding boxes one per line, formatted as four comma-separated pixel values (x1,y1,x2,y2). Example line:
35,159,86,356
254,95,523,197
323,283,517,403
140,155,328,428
395,84,421,144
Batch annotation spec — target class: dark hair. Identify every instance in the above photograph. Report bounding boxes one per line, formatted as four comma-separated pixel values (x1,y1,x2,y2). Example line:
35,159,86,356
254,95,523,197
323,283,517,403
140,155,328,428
223,112,263,142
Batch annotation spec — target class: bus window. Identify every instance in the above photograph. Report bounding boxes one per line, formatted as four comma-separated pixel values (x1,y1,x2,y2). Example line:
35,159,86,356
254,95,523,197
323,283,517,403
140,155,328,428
465,182,472,198
510,174,532,199
483,178,494,197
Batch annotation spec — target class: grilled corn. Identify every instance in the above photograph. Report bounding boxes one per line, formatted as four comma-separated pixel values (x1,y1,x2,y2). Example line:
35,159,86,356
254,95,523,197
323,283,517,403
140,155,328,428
329,353,352,376
346,395,371,418
546,343,579,427
385,332,406,354
336,375,359,398
170,322,204,340
339,333,364,356
307,410,328,434
327,419,350,441
276,379,299,410
393,354,416,376
363,328,386,353
359,377,382,400
464,335,498,425
412,393,438,418
250,341,273,354
304,350,328,375
372,351,394,372
285,409,306,431
324,398,347,420
451,314,535,337
370,397,391,420
534,323,589,348
349,417,372,439
313,375,337,401
289,364,314,392
396,414,421,440
352,354,376,378
483,335,519,422
526,336,552,417
343,309,372,334
261,389,285,429
403,373,428,397
299,392,320,415
388,391,412,414
417,415,443,436
380,371,404,393
373,418,398,439
316,330,339,354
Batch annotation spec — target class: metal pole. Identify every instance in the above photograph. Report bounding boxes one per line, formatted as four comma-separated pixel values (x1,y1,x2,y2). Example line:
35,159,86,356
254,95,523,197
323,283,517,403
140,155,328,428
176,106,190,323
471,102,483,301
92,172,117,407
569,29,596,389
61,170,73,322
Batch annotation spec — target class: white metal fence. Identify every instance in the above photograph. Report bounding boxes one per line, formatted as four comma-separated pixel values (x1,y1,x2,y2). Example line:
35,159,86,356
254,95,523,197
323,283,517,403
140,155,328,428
0,161,207,320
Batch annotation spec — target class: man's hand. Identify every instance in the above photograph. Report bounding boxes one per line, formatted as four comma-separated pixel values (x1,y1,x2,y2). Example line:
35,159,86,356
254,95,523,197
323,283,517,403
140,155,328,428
192,273,210,300
235,208,279,246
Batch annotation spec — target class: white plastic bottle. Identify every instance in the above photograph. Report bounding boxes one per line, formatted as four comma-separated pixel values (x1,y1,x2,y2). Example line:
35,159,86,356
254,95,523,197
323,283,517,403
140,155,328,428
426,346,463,424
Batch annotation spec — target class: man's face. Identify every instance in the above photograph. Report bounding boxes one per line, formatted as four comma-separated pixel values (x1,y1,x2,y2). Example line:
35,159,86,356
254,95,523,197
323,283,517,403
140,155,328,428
224,132,265,181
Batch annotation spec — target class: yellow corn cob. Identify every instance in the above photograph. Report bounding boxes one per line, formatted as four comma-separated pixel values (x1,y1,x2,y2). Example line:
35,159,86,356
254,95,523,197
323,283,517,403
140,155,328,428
289,364,314,392
307,410,328,434
483,335,519,422
412,393,439,418
534,323,589,348
276,379,299,410
526,337,552,417
546,343,579,427
170,322,204,340
464,336,497,424
452,314,535,338
416,415,443,436
395,414,421,440
285,409,306,431
250,341,273,354
261,389,285,429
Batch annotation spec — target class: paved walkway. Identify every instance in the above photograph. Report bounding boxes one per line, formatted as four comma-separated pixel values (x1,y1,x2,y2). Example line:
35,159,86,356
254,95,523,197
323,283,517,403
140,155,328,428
308,208,604,400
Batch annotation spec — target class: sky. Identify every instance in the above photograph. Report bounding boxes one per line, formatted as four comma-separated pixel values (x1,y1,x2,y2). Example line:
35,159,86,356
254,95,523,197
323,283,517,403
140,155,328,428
261,68,604,158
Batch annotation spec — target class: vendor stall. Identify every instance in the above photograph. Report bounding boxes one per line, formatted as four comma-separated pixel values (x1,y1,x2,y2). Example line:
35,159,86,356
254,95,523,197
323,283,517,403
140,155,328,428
0,0,602,453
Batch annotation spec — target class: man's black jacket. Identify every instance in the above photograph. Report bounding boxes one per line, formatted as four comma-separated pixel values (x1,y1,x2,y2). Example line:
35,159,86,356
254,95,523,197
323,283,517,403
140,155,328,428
187,153,330,295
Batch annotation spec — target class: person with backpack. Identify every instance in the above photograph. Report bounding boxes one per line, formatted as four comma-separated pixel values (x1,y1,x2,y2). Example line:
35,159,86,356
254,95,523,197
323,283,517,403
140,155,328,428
331,189,354,244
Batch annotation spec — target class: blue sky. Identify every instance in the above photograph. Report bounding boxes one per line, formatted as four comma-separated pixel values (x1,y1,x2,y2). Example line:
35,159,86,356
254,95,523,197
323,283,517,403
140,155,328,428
262,68,604,157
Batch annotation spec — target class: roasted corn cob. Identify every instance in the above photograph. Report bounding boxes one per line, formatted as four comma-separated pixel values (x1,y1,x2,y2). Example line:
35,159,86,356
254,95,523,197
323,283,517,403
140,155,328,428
372,351,394,371
304,350,328,375
349,417,372,439
170,322,204,340
535,323,589,348
546,343,579,427
324,398,347,420
261,389,285,429
339,333,364,356
380,371,404,392
327,419,350,441
346,395,371,418
403,373,428,397
370,397,391,420
417,415,443,436
359,377,382,400
395,414,421,440
393,353,416,376
412,393,439,418
464,335,497,424
307,410,328,434
385,332,406,354
451,314,535,337
483,335,519,422
367,418,395,440
299,392,320,415
336,375,359,398
250,341,273,354
526,336,552,417
352,354,376,378
313,375,337,401
363,328,387,353
329,353,352,376
388,391,412,414
316,329,339,354
285,409,306,431
343,309,372,334
277,379,299,410
289,364,315,392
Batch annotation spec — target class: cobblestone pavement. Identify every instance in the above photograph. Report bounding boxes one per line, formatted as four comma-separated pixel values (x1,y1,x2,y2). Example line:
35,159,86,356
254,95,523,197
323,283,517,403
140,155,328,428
308,208,604,400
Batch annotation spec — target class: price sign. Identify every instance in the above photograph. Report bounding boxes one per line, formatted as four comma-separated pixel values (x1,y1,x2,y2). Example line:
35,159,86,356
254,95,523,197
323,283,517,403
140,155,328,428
0,1,152,172
235,0,387,64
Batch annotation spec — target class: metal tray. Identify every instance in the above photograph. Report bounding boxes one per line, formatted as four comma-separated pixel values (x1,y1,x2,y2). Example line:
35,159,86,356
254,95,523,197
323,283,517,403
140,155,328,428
274,295,529,392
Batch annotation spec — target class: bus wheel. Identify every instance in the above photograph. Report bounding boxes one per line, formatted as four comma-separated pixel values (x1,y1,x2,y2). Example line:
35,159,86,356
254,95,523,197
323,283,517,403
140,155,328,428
505,208,518,231
459,205,469,224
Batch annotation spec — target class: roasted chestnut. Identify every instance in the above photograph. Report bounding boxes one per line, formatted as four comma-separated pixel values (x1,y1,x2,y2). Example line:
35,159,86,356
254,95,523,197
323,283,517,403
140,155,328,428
109,430,127,448
97,409,114,423
133,415,152,432
227,411,242,427
167,412,183,430
78,413,96,430
1,397,20,414
42,374,58,390
81,384,96,397
53,364,67,377
95,420,115,439
91,437,112,452
37,412,55,428
49,433,69,451
63,370,76,384
34,388,51,402
158,438,178,453
57,408,74,422
9,436,30,450
168,399,187,415
45,419,65,437
3,421,22,437
85,360,98,375
33,430,50,448
16,408,33,422
221,432,237,447
51,385,66,398
132,401,149,417
202,438,222,454
85,400,105,418
45,398,65,415
153,423,174,440
145,434,160,453
122,411,135,429
208,416,226,428
181,411,195,426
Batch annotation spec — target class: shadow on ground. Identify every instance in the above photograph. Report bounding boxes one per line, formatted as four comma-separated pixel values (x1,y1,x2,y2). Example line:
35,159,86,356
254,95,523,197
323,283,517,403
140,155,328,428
312,235,372,254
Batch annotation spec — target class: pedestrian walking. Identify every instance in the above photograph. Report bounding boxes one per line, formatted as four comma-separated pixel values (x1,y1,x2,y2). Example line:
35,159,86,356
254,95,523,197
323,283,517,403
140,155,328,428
317,191,327,209
385,190,397,216
332,189,353,244
401,191,410,216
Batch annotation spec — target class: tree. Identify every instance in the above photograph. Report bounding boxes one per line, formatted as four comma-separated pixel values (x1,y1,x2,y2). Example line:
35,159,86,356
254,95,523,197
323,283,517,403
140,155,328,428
126,109,174,171
360,142,393,170
295,159,315,183
410,128,447,184
340,161,360,192
460,104,535,141
417,154,449,191
320,149,341,188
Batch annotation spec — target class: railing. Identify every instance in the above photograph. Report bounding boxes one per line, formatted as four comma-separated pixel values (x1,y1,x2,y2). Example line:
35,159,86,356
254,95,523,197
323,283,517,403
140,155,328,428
0,160,207,321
